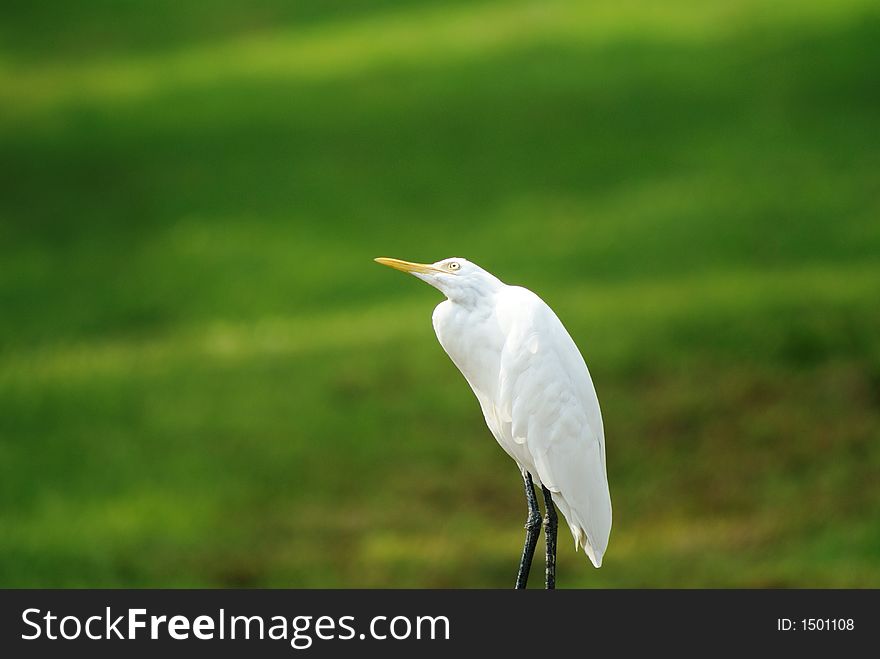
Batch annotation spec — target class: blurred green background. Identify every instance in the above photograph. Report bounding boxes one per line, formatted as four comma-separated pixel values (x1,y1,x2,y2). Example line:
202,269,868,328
1,0,879,587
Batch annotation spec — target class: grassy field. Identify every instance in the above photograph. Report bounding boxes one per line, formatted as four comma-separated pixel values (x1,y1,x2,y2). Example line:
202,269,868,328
1,0,879,587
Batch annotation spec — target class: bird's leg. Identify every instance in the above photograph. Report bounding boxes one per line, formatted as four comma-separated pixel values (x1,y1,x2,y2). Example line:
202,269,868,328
515,469,542,589
541,486,558,589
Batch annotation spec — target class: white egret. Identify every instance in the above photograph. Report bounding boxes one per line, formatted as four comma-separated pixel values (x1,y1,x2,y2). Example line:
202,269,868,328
375,257,611,588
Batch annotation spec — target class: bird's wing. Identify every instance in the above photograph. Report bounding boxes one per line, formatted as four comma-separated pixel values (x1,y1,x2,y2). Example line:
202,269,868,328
496,287,611,567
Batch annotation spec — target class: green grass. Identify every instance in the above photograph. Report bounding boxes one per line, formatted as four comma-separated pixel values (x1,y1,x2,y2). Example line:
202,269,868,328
1,0,878,587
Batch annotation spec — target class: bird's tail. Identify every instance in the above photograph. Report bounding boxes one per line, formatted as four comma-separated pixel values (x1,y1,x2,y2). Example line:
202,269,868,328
551,492,610,568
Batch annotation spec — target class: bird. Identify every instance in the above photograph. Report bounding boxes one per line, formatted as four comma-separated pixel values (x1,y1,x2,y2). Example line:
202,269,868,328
374,256,611,588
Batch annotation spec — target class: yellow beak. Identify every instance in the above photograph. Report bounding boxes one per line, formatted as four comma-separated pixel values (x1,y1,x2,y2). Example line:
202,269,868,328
374,257,441,274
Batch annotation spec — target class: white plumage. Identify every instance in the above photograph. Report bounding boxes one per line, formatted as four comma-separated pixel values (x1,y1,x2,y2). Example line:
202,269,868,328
376,256,611,570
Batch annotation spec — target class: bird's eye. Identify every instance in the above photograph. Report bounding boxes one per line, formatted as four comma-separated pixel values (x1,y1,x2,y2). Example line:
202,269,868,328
447,262,461,271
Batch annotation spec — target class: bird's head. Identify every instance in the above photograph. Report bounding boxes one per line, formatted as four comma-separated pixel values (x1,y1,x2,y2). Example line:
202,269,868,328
374,256,502,303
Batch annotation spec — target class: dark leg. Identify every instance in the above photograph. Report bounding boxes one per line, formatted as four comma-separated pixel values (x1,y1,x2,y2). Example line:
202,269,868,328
515,469,542,589
541,486,558,589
